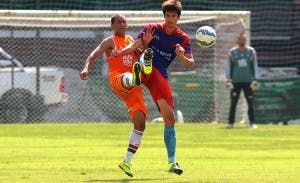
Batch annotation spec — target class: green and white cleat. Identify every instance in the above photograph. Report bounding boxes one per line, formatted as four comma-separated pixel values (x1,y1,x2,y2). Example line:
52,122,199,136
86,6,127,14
119,161,134,177
143,48,153,75
166,162,183,175
132,62,141,86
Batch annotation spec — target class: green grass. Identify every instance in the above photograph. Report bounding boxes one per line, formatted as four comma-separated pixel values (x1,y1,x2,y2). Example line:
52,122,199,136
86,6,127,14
0,123,299,183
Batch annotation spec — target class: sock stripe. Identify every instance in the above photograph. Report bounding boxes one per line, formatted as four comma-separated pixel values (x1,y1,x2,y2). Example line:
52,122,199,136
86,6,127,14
127,148,136,154
123,129,143,162
129,144,139,150
133,129,143,135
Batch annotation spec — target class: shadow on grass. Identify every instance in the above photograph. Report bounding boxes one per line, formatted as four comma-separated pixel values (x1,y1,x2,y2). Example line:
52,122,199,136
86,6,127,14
84,178,171,182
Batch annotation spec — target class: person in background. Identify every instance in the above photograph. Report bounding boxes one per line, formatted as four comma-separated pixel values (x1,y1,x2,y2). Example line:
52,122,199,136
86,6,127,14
226,33,259,129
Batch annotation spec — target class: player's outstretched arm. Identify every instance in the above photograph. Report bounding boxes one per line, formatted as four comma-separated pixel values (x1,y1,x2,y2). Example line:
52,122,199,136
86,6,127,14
112,39,143,57
80,37,111,80
111,27,154,57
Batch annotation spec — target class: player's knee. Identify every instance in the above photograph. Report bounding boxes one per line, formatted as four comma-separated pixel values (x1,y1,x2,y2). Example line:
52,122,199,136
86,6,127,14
134,123,145,132
132,110,146,131
163,114,176,126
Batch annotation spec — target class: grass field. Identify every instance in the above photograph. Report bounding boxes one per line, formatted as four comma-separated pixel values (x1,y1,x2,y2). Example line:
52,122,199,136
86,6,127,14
0,123,299,183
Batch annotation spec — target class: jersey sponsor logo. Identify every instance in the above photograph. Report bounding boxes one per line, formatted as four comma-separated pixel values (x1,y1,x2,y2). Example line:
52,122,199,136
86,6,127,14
238,58,247,67
153,34,159,40
152,46,172,61
158,50,172,61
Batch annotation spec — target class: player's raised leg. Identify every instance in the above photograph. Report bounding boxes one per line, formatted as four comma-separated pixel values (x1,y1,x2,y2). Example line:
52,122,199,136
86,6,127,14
132,62,142,86
143,48,153,74
117,62,141,89
141,48,153,75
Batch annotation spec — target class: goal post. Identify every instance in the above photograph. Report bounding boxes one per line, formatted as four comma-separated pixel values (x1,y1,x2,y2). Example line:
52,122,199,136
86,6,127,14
0,10,251,123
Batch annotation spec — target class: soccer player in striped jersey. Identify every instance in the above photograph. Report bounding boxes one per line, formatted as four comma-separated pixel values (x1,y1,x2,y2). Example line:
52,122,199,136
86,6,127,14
112,0,195,175
226,33,259,129
80,14,153,177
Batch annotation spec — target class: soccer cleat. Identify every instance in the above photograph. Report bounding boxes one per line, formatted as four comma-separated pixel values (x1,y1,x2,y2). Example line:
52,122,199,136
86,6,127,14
143,48,153,75
250,123,258,129
227,124,234,129
132,62,141,86
166,162,183,175
119,161,133,177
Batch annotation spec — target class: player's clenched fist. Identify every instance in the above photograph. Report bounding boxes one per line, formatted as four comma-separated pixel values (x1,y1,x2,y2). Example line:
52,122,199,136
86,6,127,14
250,80,258,91
226,80,233,91
175,44,185,57
80,69,89,80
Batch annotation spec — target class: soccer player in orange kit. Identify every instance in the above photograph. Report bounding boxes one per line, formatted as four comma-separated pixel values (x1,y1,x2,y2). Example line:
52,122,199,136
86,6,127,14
80,14,153,177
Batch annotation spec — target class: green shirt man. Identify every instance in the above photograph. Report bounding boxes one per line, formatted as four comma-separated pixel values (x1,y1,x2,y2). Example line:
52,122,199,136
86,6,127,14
225,33,259,129
226,46,258,83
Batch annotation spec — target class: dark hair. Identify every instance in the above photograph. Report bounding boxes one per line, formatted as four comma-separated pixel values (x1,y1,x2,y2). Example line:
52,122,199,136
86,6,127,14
111,14,125,24
162,0,182,17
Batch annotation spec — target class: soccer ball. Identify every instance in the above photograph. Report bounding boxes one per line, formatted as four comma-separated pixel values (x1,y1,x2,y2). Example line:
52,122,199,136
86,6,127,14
195,26,217,48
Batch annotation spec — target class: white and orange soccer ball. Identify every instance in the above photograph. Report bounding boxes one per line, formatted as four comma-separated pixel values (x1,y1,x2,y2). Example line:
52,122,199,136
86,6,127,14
195,26,217,48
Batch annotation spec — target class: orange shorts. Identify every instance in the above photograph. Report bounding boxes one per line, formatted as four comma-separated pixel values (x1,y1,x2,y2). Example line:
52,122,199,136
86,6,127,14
109,72,148,120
